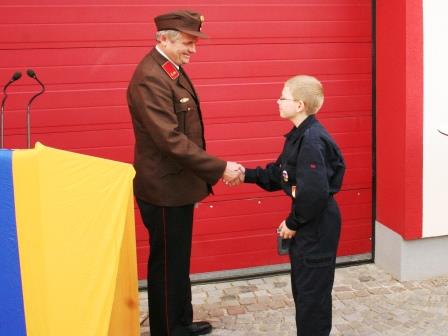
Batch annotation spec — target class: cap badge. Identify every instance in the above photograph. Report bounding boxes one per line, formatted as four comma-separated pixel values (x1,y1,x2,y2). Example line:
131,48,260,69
199,15,205,31
161,61,179,80
282,170,289,183
180,97,189,103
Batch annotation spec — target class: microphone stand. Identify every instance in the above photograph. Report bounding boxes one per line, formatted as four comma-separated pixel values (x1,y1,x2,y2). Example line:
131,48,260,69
26,69,45,148
1,72,22,148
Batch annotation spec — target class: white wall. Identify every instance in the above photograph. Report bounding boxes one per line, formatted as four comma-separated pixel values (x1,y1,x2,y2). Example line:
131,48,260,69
423,1,448,237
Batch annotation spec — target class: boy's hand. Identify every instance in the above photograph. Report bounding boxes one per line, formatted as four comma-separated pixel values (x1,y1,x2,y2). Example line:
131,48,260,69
277,220,296,239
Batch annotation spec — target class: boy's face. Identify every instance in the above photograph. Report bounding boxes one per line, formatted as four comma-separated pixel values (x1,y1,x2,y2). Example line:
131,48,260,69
277,86,302,120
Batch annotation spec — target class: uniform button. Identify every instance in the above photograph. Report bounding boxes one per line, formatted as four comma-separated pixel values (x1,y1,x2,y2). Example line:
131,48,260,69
187,107,191,111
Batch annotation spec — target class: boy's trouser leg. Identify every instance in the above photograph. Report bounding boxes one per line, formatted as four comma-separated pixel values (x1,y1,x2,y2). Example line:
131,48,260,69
290,246,336,336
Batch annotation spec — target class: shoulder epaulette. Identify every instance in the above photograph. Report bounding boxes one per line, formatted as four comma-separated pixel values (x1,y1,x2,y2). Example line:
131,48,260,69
161,61,179,80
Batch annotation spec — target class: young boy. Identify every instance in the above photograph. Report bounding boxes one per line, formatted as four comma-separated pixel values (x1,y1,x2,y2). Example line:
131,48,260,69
243,75,345,335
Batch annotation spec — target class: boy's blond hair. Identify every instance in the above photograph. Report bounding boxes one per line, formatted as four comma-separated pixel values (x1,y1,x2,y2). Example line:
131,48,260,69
285,75,324,115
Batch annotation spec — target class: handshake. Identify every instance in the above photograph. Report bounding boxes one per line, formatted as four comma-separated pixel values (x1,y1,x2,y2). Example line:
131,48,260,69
222,161,245,187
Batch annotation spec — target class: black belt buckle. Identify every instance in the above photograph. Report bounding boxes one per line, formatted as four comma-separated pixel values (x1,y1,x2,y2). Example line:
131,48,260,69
277,236,290,255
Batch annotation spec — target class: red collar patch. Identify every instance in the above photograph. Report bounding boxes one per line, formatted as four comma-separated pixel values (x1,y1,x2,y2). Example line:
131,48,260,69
161,62,179,80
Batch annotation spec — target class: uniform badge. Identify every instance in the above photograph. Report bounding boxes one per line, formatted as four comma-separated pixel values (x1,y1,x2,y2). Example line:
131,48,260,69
162,61,179,80
282,170,289,183
199,15,205,31
180,97,189,103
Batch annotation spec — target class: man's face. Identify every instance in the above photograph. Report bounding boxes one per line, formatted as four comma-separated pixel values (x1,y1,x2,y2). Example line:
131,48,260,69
162,32,198,65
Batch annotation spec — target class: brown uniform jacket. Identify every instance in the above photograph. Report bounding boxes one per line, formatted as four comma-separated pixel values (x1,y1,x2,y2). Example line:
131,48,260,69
127,48,226,206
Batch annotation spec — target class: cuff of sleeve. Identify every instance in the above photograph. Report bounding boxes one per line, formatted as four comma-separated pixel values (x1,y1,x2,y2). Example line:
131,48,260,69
285,213,299,231
244,168,257,183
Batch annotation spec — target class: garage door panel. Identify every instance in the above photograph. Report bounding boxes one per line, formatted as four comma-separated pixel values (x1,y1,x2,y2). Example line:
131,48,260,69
3,128,133,150
340,220,372,241
226,153,372,172
196,189,371,216
0,43,371,68
206,131,371,156
206,116,372,140
8,0,369,5
192,223,372,255
2,81,370,113
0,59,370,86
76,146,133,163
198,43,372,62
198,80,371,101
202,96,372,122
191,250,289,274
194,212,288,237
193,207,370,238
1,19,370,45
338,238,371,256
4,106,130,130
191,59,371,79
191,232,282,258
2,4,370,24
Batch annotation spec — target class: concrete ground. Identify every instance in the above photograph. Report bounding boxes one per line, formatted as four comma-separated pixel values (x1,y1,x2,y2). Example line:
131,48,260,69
139,263,448,335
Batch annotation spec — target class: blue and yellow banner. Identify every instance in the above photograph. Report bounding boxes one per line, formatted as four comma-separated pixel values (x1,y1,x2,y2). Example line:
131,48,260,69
0,143,139,336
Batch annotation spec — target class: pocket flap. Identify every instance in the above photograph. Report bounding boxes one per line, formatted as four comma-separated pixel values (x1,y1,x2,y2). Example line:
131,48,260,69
303,254,335,268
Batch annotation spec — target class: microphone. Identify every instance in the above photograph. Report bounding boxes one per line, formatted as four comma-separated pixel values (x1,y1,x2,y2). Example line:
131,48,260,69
26,69,45,148
1,71,22,148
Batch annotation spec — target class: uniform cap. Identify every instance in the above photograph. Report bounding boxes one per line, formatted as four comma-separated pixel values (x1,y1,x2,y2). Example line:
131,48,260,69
154,10,208,38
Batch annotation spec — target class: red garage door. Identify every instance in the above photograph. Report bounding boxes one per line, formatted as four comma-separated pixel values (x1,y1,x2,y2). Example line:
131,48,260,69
0,1,372,279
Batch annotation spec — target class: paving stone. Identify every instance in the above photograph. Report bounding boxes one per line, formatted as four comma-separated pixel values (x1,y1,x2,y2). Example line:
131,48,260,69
226,306,246,315
221,299,240,307
238,292,255,299
335,291,356,300
333,286,353,292
239,297,257,305
246,303,267,312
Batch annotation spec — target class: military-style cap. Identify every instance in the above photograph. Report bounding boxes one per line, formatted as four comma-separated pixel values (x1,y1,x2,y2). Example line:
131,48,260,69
154,10,208,38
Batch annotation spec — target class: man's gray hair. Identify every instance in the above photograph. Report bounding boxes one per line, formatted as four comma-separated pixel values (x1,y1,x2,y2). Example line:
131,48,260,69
156,30,181,42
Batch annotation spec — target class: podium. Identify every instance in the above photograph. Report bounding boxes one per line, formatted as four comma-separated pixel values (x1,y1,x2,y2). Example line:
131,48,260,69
0,143,140,336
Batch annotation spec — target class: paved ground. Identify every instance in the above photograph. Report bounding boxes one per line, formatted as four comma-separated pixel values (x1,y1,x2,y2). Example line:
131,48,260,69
139,263,448,335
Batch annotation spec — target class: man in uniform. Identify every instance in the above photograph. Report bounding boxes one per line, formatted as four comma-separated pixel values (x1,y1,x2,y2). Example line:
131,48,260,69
127,10,243,336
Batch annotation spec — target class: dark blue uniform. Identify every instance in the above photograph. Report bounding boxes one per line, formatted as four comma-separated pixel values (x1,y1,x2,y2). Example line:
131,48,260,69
244,115,345,336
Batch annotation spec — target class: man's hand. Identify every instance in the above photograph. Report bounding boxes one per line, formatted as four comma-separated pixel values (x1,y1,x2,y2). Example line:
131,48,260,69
222,161,245,187
277,220,296,239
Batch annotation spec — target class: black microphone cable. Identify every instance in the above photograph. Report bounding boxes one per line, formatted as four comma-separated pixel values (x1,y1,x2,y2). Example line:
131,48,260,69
26,69,45,148
1,71,22,148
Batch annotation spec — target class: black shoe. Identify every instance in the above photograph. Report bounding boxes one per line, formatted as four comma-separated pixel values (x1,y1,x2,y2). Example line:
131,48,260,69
187,321,212,335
